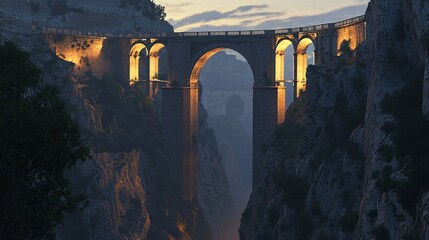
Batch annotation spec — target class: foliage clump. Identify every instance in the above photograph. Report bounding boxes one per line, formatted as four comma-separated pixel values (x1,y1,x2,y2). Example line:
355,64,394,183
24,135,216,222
81,74,161,154
380,66,429,215
119,0,166,21
0,42,89,239
48,0,83,16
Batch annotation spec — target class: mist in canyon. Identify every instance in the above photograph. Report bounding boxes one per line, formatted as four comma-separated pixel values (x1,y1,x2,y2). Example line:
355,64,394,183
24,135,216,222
198,46,314,239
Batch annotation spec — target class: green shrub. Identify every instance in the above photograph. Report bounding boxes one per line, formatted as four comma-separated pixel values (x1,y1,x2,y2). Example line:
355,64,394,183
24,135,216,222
346,140,364,161
339,211,359,232
371,170,380,179
49,0,83,16
393,11,406,40
380,66,429,215
119,0,166,21
378,144,394,162
274,174,308,210
295,211,313,240
256,232,273,240
376,166,396,192
28,1,41,13
81,74,161,154
368,209,378,222
267,205,280,227
373,225,390,240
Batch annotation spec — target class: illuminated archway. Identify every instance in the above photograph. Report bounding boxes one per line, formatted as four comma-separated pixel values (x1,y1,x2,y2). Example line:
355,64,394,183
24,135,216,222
296,37,315,97
149,43,167,80
190,48,225,86
275,39,294,85
129,43,148,84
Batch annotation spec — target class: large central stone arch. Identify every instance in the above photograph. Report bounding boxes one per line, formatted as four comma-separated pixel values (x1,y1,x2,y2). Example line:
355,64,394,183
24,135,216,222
189,42,256,86
162,39,286,200
157,16,366,200
183,44,260,199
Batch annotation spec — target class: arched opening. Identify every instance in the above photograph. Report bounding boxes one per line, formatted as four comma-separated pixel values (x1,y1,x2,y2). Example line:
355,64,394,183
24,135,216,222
275,39,295,107
149,43,168,80
296,38,315,97
148,43,168,96
192,47,254,240
129,43,149,86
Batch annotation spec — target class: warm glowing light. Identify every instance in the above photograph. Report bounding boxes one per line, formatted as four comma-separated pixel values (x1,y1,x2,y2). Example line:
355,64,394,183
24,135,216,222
336,24,365,56
47,36,104,73
296,37,314,97
129,43,148,84
275,39,293,83
190,48,225,86
149,43,166,80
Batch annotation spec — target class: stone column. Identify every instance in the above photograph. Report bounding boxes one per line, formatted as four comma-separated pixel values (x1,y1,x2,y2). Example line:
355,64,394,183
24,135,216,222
293,53,298,99
421,31,429,115
423,53,429,115
148,55,160,98
296,53,308,98
252,86,286,187
276,52,285,81
162,87,199,200
293,52,309,99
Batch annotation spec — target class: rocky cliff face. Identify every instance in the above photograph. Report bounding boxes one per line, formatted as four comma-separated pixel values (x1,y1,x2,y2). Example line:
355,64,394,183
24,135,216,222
240,0,429,239
1,1,232,239
198,102,235,237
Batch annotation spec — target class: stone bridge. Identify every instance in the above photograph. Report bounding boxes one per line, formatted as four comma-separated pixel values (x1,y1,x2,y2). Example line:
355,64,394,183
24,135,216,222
36,15,366,200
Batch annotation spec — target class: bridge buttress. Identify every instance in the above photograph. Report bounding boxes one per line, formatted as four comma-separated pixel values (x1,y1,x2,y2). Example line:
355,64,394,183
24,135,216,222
162,87,198,200
423,51,429,115
252,86,286,187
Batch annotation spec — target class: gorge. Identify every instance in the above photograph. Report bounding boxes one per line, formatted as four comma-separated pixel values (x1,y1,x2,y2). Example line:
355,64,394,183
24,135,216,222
1,0,429,239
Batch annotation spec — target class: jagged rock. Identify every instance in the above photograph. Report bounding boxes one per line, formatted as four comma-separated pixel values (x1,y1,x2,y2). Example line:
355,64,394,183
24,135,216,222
198,102,234,238
240,0,429,239
1,1,231,239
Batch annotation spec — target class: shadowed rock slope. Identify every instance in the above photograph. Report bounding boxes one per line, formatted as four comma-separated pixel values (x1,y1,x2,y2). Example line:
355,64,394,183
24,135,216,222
0,0,233,239
240,0,429,239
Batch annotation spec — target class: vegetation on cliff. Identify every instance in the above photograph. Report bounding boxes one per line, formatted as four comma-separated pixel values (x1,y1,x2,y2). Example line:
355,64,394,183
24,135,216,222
0,42,89,239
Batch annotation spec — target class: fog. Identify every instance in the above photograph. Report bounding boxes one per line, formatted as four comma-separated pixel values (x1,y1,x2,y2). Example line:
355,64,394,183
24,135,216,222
198,43,314,239
199,51,253,239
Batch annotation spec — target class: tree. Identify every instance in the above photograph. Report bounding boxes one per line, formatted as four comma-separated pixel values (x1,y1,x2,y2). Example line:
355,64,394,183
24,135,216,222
152,0,166,21
119,0,167,21
0,42,89,239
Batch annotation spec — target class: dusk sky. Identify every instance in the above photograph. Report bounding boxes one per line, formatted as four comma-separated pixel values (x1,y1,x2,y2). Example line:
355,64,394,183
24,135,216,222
157,0,370,32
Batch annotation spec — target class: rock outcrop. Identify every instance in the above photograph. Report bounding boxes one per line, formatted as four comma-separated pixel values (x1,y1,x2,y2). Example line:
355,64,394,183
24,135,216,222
198,102,234,237
240,0,429,239
0,1,232,239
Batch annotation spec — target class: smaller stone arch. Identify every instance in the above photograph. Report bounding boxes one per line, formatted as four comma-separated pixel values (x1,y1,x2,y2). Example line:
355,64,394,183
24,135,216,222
296,37,315,54
275,38,295,84
129,42,148,84
295,37,316,97
149,42,167,80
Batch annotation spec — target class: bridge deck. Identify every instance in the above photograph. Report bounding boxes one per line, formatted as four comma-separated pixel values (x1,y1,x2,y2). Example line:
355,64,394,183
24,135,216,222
32,15,365,39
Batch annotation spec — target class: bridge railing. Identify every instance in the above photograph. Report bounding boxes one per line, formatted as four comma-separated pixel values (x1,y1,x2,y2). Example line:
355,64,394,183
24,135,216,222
273,15,364,35
334,15,365,28
32,15,365,39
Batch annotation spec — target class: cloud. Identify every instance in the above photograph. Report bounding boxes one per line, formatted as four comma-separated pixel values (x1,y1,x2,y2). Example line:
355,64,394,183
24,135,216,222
164,2,192,10
171,4,278,29
180,4,368,32
225,5,269,15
